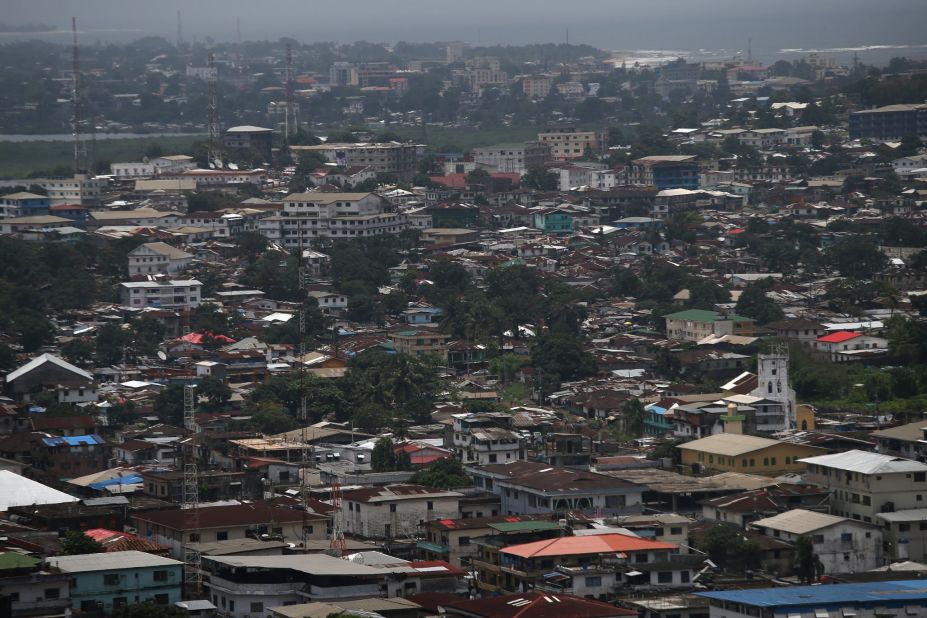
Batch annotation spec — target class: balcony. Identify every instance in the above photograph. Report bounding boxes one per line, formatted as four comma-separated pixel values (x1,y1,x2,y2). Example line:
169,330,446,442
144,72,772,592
416,540,450,555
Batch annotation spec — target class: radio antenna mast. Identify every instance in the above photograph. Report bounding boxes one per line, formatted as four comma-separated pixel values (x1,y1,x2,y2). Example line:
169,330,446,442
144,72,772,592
182,385,202,593
71,17,87,174
207,52,222,166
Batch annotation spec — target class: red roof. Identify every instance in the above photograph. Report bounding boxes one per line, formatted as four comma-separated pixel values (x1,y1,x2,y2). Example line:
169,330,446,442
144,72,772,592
179,331,235,344
817,331,861,344
501,533,677,559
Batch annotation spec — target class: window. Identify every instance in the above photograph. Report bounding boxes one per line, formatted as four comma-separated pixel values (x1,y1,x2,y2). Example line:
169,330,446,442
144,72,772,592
917,473,926,482
114,597,127,609
104,574,120,586
390,504,397,513
427,501,434,510
812,534,825,543
670,527,683,535
216,531,228,541
459,536,471,546
900,523,911,532
44,588,60,600
228,601,235,612
681,570,690,583
153,570,168,582
657,571,674,583
841,532,853,542
251,602,264,613
585,576,602,587
770,457,777,466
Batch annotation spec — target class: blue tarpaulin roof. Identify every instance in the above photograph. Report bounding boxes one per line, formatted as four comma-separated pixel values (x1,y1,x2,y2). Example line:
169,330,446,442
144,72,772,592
42,434,106,447
88,475,143,490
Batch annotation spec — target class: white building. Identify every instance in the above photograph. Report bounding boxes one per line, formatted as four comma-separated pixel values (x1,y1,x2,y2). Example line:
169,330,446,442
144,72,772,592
749,351,797,431
119,279,202,310
749,509,882,575
342,484,462,540
25,175,106,206
127,242,194,276
451,413,524,466
800,450,927,524
111,155,197,179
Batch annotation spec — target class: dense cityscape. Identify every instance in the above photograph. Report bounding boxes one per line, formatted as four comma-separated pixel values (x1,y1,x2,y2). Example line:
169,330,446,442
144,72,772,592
1,7,927,618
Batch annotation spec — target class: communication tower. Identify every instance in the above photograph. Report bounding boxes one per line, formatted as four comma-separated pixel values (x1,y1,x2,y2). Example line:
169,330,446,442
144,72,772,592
182,385,202,591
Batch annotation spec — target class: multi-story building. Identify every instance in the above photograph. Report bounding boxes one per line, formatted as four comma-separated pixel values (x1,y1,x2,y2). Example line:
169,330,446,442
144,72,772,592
0,553,71,617
628,156,700,190
537,126,602,159
799,449,927,523
522,76,553,99
664,309,754,342
749,509,882,575
388,328,449,361
119,279,202,310
419,515,556,568
502,533,697,598
18,175,106,206
749,352,798,432
341,484,462,539
0,191,50,218
849,103,927,140
451,412,525,465
5,353,96,404
678,433,826,476
111,155,197,179
127,242,193,276
223,125,274,161
471,142,550,175
467,461,645,517
291,142,424,179
329,61,359,86
132,502,330,559
46,551,183,614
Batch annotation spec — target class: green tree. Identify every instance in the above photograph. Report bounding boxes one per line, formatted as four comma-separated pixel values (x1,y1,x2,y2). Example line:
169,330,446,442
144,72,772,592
824,236,888,279
190,303,230,335
372,437,398,472
409,457,472,488
95,323,130,365
61,338,96,368
251,402,298,434
60,530,104,555
153,384,185,426
735,279,785,325
523,165,559,191
795,536,824,583
196,376,231,409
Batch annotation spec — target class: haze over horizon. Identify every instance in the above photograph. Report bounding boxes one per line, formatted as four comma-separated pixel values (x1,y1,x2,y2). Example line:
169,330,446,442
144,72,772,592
4,0,927,64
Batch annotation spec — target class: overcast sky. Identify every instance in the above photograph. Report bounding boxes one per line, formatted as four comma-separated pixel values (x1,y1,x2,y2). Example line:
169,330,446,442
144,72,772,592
5,0,927,60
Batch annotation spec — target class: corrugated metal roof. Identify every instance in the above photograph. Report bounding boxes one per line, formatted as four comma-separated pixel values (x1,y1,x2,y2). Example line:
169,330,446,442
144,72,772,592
799,449,927,474
48,550,181,572
751,509,850,535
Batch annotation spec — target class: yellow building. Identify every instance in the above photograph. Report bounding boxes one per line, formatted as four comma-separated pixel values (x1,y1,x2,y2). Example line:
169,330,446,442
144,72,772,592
678,433,826,476
388,328,449,361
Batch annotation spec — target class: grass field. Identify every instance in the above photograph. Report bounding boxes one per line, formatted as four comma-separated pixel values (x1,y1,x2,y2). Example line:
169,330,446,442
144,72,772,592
0,135,203,179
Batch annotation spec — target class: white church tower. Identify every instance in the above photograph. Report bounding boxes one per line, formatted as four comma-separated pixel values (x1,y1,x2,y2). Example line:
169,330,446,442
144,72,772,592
751,345,797,432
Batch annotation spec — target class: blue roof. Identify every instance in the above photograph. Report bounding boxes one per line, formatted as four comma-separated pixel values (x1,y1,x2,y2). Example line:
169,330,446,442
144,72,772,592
698,580,927,608
42,434,106,447
89,475,143,490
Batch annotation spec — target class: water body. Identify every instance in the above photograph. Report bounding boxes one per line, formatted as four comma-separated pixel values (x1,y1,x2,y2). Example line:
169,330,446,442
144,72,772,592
0,133,204,143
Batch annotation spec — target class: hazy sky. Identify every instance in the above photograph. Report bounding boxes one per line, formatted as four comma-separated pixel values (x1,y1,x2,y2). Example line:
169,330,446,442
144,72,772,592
5,0,927,61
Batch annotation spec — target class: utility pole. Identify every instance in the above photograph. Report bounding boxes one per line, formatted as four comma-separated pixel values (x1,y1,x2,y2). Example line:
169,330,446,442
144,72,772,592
71,17,86,174
206,52,222,167
182,385,202,593
176,10,183,48
285,42,295,143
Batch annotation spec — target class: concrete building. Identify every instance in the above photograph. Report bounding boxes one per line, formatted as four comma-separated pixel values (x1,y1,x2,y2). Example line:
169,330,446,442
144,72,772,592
388,328,449,361
664,309,754,342
46,551,183,614
522,76,553,99
628,156,700,190
471,142,550,175
503,533,696,598
749,351,798,432
132,502,330,559
119,279,202,310
877,508,927,563
127,242,194,276
291,142,424,180
341,484,462,540
537,126,601,159
467,461,645,517
223,125,274,161
815,331,889,362
678,433,826,475
18,175,106,206
849,103,927,140
451,413,525,465
0,553,71,617
0,191,50,218
6,353,96,404
800,450,927,523
749,509,883,575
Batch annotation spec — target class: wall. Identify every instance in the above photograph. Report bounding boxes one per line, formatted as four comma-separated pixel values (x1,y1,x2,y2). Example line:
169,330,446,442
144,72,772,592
345,496,460,539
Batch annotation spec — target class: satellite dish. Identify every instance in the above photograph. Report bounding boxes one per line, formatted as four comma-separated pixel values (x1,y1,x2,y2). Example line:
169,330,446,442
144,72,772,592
208,161,216,169
157,351,168,361
228,162,239,170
